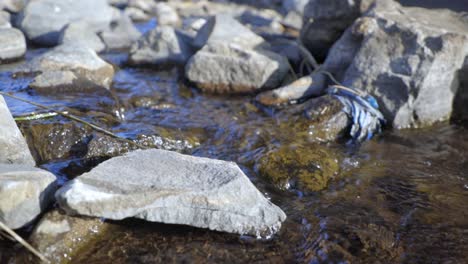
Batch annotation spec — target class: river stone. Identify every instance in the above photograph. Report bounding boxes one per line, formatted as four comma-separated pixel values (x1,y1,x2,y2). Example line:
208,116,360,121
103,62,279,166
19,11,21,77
26,44,114,90
0,10,10,28
56,149,287,237
154,2,179,26
100,12,141,50
124,6,151,22
0,0,27,13
18,0,113,46
0,96,35,166
300,0,373,60
59,21,106,53
129,25,193,66
0,28,26,63
323,0,468,128
0,164,56,229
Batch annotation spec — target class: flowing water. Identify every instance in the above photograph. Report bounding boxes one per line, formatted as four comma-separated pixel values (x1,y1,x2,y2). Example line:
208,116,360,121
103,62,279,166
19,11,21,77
1,36,468,263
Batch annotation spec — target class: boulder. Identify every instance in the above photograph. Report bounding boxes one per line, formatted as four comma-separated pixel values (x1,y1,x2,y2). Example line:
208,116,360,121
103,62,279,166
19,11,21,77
59,21,106,53
186,15,289,94
56,149,286,237
300,0,373,60
0,28,26,63
18,0,113,46
323,0,468,128
100,12,141,50
24,44,115,90
0,164,56,229
0,95,35,166
128,25,193,66
154,2,179,26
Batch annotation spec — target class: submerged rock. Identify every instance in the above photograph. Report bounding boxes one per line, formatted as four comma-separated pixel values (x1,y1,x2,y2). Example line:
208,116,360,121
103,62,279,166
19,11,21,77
324,0,468,128
56,149,286,237
0,95,35,166
18,0,113,46
0,28,26,63
128,25,193,66
0,164,56,229
257,144,339,191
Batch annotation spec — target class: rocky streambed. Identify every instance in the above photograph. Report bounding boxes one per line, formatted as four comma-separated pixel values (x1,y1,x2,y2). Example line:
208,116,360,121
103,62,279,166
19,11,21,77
1,0,468,263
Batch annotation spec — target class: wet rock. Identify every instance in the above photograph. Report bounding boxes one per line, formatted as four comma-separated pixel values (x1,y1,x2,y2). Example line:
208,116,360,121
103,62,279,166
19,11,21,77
186,15,288,94
0,164,56,229
129,25,193,66
300,0,373,60
100,12,141,50
25,44,114,90
324,0,468,128
257,144,339,191
29,70,85,94
18,0,113,46
154,2,179,26
56,149,287,237
282,0,308,29
124,6,151,22
0,10,11,28
452,58,468,121
0,95,35,166
59,21,106,53
28,209,111,263
0,28,26,63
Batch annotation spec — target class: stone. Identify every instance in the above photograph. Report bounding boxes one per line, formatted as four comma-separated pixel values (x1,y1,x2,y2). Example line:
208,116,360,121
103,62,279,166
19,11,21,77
128,25,193,66
237,9,285,36
0,10,11,28
323,0,468,128
300,0,373,60
124,6,151,22
59,21,106,53
0,0,27,13
29,71,83,94
18,0,113,46
128,0,156,14
100,12,141,50
56,149,287,237
28,210,111,263
0,28,26,63
24,44,115,90
0,164,56,229
154,2,179,26
0,95,35,166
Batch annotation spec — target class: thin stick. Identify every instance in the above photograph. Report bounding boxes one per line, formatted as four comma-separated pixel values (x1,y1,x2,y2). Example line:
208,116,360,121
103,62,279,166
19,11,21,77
0,221,49,263
0,92,148,150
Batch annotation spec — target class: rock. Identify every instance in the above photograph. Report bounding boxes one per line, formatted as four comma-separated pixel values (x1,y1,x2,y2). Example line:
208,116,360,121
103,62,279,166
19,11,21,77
452,58,468,121
128,0,156,14
323,0,468,128
0,10,11,28
0,0,27,13
124,6,151,22
18,0,113,46
0,164,56,229
0,95,35,166
186,15,289,94
237,9,285,36
29,70,85,94
154,2,179,26
128,25,193,66
56,149,286,237
59,21,106,53
300,0,373,60
107,0,129,8
24,44,115,90
100,12,141,50
0,28,26,63
256,143,339,191
28,210,111,263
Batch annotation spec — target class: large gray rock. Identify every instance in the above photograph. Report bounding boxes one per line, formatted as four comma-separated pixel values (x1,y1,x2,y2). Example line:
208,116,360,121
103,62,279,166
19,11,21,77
129,25,193,66
0,95,35,166
323,0,468,128
154,2,180,26
56,149,286,237
186,15,289,94
99,12,141,50
0,164,56,229
0,28,26,63
18,0,113,46
300,0,373,60
24,44,115,91
0,10,11,28
59,21,106,53
0,0,27,13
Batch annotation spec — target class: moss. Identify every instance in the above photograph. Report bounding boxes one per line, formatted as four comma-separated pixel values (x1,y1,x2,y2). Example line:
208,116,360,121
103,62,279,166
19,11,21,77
257,144,339,191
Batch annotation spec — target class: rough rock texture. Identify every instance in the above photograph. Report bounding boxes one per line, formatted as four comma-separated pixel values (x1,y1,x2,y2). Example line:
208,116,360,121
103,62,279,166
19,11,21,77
0,28,26,63
24,44,115,90
18,0,113,45
154,2,179,26
323,0,468,128
0,164,56,229
59,21,106,53
282,0,308,29
29,70,81,94
27,210,110,264
100,12,141,50
129,25,193,66
300,0,373,60
186,15,288,94
0,95,35,166
56,149,287,237
0,0,27,13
